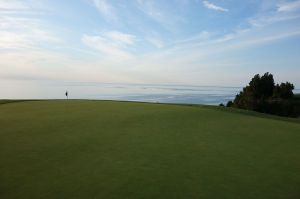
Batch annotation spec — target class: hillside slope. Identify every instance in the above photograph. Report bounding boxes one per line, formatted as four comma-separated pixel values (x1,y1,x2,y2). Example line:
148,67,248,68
0,100,299,199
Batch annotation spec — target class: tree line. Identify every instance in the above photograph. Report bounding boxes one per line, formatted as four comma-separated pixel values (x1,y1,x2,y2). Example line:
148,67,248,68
224,73,300,118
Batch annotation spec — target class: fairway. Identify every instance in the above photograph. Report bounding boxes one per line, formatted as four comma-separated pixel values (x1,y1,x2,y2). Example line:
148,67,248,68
0,100,300,199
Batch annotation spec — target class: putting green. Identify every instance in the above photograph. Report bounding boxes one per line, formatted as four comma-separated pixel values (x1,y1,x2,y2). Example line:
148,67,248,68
0,100,299,199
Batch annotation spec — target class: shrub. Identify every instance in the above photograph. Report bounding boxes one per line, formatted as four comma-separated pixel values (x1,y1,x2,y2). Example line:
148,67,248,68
229,73,297,117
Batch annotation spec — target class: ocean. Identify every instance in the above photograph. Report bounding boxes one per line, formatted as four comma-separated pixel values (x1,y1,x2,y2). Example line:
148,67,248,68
2,81,299,105
61,83,240,105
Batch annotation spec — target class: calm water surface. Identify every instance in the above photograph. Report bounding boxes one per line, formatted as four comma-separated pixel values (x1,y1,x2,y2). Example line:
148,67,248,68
1,80,299,105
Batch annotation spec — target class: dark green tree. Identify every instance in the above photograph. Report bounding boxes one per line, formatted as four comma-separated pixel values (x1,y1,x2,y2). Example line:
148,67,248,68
273,82,294,99
226,101,233,107
229,73,297,117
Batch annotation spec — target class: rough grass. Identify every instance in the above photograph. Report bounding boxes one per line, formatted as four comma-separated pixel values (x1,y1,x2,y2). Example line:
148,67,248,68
0,100,33,105
0,100,299,199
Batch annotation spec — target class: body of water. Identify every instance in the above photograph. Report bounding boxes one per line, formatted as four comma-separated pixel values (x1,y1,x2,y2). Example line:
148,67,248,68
81,83,240,105
1,80,299,105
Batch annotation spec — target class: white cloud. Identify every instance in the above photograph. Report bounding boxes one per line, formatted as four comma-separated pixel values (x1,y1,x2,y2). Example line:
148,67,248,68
172,31,213,46
0,16,61,50
0,0,62,51
278,0,300,12
0,0,44,15
92,0,117,21
82,31,136,60
248,14,300,27
203,1,228,12
146,37,164,48
239,29,300,47
0,31,33,49
0,0,29,10
0,0,67,86
246,1,300,30
105,31,136,46
1,0,300,88
136,0,186,31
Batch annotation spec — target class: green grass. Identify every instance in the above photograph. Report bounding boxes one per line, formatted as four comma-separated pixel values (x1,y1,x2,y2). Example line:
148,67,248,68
0,100,35,105
0,100,300,199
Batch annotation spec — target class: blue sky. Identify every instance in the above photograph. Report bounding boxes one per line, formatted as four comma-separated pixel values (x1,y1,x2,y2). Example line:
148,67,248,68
1,0,300,88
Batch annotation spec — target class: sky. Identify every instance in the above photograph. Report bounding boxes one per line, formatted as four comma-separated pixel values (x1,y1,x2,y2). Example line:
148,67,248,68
1,0,300,95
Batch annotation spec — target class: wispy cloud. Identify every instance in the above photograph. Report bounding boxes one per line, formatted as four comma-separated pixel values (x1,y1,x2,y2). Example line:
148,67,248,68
248,14,300,27
105,31,136,45
0,0,46,15
202,1,228,12
0,0,70,85
146,37,164,48
247,1,300,28
136,0,186,31
1,0,300,88
92,0,117,21
0,1,61,50
79,0,300,85
237,29,300,47
172,31,213,46
82,31,136,60
0,0,29,11
278,0,300,12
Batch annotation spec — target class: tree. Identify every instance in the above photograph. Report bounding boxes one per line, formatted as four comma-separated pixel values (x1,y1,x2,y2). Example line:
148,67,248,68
229,73,297,117
232,73,275,111
248,72,274,99
226,101,233,107
273,82,294,99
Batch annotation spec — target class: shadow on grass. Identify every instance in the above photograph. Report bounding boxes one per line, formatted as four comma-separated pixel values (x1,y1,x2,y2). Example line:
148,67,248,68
202,105,300,124
0,100,40,106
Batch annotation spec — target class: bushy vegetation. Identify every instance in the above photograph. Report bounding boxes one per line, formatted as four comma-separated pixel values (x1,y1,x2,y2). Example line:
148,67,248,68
227,73,299,117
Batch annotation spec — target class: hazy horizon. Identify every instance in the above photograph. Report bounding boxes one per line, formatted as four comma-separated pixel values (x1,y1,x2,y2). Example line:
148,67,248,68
1,80,300,106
